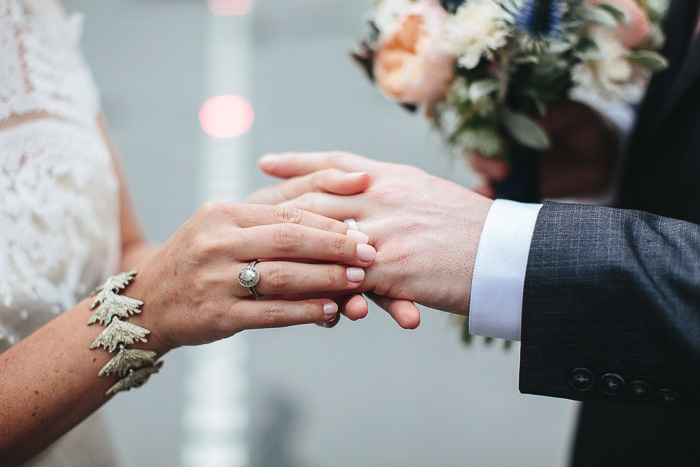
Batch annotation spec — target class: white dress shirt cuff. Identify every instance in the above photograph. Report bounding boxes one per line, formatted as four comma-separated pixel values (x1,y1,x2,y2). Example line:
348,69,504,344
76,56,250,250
469,200,543,341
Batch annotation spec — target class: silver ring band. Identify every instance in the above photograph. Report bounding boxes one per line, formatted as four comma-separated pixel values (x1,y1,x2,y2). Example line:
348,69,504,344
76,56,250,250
344,218,359,231
238,260,263,298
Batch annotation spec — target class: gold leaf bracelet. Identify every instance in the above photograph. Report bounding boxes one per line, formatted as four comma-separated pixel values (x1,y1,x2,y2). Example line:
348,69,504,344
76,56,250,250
88,270,162,396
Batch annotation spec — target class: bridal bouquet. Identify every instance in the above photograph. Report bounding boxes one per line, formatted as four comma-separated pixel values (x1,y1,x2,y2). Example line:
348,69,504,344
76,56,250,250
353,0,668,160
354,0,668,346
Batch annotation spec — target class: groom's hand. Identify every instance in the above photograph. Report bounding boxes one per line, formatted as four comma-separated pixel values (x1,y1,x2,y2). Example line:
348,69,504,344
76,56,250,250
248,151,493,317
469,101,619,199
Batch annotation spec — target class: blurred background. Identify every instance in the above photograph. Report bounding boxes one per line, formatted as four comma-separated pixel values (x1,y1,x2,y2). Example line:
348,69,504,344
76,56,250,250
63,1,578,466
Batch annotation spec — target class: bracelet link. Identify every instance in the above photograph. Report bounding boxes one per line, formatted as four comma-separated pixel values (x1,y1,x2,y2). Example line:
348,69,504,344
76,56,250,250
88,270,162,396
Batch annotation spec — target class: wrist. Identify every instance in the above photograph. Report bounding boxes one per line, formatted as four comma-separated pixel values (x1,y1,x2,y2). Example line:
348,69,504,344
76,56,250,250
118,266,174,356
460,196,493,314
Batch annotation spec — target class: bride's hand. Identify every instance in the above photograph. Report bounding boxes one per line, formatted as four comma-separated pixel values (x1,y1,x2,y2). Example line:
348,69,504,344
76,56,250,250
127,202,375,351
247,151,493,318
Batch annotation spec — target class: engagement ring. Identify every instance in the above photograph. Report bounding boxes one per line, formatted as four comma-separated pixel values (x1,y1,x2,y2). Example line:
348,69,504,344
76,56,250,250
239,260,262,298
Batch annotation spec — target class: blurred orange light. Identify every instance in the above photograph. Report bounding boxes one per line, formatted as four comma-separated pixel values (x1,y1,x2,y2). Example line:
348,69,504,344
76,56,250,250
199,95,254,139
207,0,254,16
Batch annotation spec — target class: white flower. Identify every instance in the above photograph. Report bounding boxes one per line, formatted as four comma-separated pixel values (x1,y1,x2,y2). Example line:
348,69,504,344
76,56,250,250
646,0,669,14
443,0,510,69
572,26,646,102
373,0,415,31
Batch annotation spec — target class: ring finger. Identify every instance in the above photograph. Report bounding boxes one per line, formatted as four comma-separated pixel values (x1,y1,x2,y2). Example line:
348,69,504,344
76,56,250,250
236,261,366,297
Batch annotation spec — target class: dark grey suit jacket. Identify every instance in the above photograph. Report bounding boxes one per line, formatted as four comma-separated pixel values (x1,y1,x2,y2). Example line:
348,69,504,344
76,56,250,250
520,1,700,464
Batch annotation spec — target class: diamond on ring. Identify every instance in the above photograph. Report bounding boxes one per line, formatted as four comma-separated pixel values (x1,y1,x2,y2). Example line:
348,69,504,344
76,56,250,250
239,260,262,297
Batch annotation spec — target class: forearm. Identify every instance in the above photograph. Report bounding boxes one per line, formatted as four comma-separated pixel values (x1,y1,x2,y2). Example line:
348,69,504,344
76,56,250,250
0,279,169,465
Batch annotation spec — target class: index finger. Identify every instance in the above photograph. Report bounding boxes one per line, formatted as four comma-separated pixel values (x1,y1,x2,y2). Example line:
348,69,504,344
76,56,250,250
232,204,365,238
258,151,378,179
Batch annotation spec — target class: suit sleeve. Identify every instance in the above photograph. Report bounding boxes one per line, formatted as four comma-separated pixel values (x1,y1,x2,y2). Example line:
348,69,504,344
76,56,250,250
519,202,700,410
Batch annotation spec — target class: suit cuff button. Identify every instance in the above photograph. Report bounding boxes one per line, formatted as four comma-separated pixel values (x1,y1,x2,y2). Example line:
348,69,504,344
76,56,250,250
657,389,680,407
600,373,625,395
569,368,595,392
627,381,652,401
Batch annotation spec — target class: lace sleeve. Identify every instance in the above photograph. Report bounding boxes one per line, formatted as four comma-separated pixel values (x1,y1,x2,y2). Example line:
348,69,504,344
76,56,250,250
0,0,120,352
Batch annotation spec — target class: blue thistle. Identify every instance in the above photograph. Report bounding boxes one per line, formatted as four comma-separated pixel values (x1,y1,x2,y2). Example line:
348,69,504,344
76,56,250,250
513,0,566,38
439,0,467,14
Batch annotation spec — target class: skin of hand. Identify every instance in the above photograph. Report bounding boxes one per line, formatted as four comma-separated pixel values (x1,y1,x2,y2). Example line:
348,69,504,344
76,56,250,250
0,112,378,465
247,151,494,321
125,202,376,352
469,101,619,199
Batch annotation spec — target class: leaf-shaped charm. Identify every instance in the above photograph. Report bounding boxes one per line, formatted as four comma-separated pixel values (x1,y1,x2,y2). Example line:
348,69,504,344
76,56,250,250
106,361,163,397
91,270,138,308
88,293,144,326
90,318,150,353
99,347,159,377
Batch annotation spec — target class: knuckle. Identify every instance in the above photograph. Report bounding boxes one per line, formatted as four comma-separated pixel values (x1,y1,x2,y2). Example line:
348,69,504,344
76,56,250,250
323,266,341,288
266,266,292,290
199,201,226,218
260,303,285,328
272,224,303,250
332,234,348,258
314,168,338,189
293,193,315,212
328,151,345,163
274,206,304,225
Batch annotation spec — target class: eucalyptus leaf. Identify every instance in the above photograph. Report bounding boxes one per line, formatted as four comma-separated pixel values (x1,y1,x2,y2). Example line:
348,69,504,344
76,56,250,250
502,113,550,151
468,79,499,102
597,3,630,25
627,50,669,72
583,7,618,27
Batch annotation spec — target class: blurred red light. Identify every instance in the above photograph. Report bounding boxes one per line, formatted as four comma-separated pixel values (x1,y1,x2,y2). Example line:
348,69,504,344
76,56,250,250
199,95,255,139
207,0,254,16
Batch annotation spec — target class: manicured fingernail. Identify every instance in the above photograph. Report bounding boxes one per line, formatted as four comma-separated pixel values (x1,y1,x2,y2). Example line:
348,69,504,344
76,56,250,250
356,244,376,262
260,154,281,165
346,229,369,243
346,267,365,282
344,172,368,179
323,302,338,317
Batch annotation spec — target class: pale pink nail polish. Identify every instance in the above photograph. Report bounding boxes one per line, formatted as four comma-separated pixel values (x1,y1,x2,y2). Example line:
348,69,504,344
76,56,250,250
260,154,281,166
346,229,369,243
346,267,365,282
344,172,368,178
323,302,338,317
356,244,376,262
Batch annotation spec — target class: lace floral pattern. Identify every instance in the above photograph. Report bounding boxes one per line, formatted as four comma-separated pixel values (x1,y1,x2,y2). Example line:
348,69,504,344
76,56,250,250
0,0,99,124
0,0,120,352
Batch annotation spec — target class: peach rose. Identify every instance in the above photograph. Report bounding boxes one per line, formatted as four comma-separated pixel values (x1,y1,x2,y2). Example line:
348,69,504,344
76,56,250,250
589,0,652,49
373,0,455,107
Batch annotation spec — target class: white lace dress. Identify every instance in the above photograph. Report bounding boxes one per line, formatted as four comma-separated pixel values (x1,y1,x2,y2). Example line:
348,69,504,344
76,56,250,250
1,0,122,464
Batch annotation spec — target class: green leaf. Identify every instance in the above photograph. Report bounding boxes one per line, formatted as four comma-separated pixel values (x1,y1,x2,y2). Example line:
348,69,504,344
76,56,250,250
456,126,504,157
584,6,618,27
577,37,603,61
597,3,630,25
531,94,547,116
627,50,669,72
502,113,550,151
468,79,499,102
